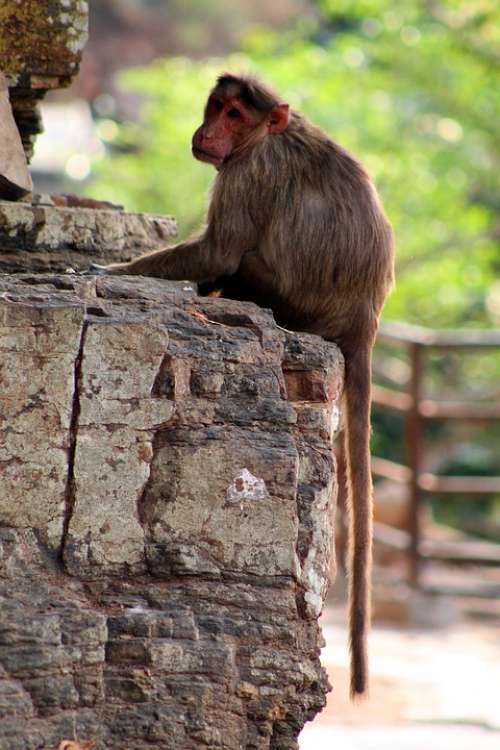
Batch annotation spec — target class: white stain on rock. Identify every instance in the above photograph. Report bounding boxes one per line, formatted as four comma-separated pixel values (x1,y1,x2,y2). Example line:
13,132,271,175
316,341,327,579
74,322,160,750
329,404,341,436
226,469,269,506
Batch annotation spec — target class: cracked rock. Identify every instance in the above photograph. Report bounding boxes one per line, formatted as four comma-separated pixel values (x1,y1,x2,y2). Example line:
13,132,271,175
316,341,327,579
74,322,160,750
0,273,343,750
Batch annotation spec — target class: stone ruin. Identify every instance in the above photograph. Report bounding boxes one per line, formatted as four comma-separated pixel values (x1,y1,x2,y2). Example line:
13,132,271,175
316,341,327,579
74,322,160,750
0,0,88,162
0,4,341,749
0,0,176,275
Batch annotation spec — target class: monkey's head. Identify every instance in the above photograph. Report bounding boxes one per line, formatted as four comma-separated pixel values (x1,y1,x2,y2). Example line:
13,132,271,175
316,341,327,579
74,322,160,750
192,73,290,169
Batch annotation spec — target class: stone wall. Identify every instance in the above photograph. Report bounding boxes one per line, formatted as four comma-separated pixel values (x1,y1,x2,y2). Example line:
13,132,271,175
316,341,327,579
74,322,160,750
0,273,343,750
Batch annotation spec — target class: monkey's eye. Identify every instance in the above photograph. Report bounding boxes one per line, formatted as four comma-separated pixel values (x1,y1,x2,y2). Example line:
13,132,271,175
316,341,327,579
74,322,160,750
211,98,223,112
227,108,241,119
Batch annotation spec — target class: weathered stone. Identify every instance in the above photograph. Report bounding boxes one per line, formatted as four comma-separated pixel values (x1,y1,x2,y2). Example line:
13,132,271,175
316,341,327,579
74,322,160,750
0,72,33,200
143,426,300,579
0,2,88,86
49,194,124,211
0,273,343,750
64,320,174,578
0,298,84,547
0,198,177,272
0,0,89,160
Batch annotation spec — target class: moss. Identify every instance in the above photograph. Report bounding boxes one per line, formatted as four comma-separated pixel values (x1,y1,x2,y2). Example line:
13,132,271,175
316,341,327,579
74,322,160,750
0,0,88,81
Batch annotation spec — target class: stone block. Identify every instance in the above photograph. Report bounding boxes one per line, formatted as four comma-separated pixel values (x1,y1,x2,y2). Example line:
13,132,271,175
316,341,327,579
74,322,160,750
0,298,84,547
143,425,300,580
64,320,173,579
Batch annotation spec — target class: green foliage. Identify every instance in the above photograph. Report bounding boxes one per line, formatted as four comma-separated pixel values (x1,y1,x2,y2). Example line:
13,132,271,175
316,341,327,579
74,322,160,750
91,59,220,238
90,0,500,329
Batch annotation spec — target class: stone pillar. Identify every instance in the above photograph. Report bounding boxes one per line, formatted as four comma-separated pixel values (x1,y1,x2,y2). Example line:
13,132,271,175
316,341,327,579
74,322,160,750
0,273,343,750
0,0,89,161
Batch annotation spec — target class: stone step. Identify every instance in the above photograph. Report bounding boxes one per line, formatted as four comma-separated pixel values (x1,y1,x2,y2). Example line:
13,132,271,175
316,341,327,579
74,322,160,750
0,196,177,272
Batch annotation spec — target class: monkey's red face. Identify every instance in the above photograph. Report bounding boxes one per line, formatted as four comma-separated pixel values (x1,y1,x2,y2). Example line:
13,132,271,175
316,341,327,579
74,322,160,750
192,89,289,169
192,94,262,168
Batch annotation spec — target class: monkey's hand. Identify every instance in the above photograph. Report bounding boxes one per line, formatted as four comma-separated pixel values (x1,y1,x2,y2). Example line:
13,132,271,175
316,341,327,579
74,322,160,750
82,262,128,276
85,263,109,275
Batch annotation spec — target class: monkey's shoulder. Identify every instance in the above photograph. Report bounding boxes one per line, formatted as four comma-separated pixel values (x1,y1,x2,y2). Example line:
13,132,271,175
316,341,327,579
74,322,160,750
284,115,371,183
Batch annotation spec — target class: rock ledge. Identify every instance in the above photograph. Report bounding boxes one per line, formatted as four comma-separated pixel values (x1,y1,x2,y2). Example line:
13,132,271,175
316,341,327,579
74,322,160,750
0,198,177,273
0,274,342,750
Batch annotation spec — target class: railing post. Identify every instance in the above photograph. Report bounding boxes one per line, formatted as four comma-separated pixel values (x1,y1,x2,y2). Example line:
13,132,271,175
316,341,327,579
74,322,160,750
407,342,424,586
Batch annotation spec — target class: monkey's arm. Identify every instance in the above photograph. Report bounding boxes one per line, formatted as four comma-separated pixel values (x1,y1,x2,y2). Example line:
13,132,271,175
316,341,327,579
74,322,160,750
89,185,264,284
94,229,245,282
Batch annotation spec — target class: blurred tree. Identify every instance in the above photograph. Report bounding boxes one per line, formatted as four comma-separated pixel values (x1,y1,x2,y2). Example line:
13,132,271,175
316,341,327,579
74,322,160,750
91,60,220,238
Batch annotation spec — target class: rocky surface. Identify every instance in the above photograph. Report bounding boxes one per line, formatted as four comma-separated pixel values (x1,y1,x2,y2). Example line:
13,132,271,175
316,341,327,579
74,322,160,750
0,273,343,750
0,198,177,273
0,0,89,160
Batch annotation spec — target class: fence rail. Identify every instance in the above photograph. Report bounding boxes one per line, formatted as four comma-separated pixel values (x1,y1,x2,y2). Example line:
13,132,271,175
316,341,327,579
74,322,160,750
372,321,500,586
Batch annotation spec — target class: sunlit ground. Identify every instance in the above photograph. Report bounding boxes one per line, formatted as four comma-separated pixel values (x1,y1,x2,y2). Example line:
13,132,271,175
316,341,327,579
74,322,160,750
300,604,500,749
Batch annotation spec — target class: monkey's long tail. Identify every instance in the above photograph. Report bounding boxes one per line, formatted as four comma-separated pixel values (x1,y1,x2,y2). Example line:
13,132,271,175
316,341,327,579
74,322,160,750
342,337,374,699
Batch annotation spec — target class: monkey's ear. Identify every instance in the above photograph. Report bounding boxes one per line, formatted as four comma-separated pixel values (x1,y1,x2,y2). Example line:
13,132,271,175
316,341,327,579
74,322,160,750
267,103,289,134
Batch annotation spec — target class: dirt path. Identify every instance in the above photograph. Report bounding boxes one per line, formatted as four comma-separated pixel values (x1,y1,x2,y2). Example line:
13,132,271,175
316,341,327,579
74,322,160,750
299,606,500,749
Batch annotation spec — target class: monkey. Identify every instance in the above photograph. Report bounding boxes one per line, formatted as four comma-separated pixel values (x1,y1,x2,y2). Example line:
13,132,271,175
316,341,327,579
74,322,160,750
90,73,395,697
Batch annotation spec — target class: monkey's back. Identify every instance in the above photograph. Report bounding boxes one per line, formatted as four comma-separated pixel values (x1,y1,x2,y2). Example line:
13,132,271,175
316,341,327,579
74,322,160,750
218,111,394,343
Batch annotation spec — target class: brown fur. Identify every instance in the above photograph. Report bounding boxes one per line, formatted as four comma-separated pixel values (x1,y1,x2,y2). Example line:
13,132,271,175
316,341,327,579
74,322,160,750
99,74,395,697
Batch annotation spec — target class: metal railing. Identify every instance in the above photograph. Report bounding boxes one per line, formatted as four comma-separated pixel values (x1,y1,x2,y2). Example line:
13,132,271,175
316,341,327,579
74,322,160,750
372,321,500,587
